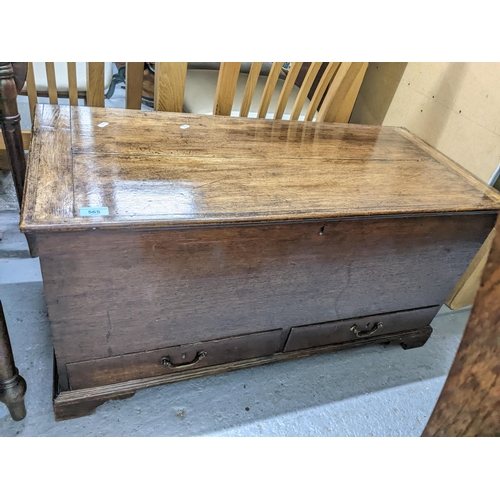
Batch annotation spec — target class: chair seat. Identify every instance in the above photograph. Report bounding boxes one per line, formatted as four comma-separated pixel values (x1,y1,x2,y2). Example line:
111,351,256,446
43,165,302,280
183,69,313,120
30,62,114,92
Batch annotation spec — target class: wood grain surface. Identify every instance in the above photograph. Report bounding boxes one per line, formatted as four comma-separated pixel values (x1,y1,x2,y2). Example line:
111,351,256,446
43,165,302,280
446,228,496,309
154,62,187,113
125,62,144,110
213,62,241,116
274,62,303,120
290,62,322,120
53,326,433,420
36,213,494,368
21,105,73,225
284,306,440,352
257,62,284,118
423,215,500,437
85,63,105,107
67,328,284,389
20,105,500,232
239,62,263,118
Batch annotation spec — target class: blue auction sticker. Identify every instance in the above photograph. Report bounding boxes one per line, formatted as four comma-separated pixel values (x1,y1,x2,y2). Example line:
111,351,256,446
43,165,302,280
79,206,110,217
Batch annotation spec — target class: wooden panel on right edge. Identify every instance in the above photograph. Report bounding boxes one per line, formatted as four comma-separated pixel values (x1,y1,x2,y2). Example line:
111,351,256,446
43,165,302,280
423,214,500,437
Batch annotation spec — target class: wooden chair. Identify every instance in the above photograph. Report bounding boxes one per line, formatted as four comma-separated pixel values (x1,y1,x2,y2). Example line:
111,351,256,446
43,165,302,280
125,62,368,122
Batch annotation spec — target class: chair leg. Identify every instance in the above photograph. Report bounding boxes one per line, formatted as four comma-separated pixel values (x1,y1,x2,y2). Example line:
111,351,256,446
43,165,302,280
0,62,38,257
0,301,27,421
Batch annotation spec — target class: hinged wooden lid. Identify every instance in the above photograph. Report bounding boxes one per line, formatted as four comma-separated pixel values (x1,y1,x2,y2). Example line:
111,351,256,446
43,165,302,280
20,105,500,232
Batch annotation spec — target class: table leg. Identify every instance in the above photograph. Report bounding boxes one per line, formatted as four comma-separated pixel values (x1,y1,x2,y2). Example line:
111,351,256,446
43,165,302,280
0,301,27,421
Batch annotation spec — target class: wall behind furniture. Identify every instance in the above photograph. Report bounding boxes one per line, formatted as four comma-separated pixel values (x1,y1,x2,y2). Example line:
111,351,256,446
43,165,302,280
351,62,500,183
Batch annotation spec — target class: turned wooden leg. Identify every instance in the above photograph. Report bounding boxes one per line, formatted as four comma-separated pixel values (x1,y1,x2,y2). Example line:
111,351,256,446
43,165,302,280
0,301,27,420
0,62,37,257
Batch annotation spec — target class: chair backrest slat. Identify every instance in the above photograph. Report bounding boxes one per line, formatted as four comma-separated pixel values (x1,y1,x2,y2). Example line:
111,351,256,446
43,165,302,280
257,62,283,118
45,62,58,104
124,61,368,123
86,62,105,107
290,62,323,121
304,62,341,121
213,63,241,116
26,62,38,122
67,62,78,106
239,62,263,118
125,62,144,110
154,62,187,112
274,62,303,120
334,62,368,123
316,62,366,123
257,62,284,118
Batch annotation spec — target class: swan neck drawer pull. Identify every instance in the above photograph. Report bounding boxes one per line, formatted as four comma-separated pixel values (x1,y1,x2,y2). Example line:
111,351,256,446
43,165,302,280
160,351,207,369
350,322,383,338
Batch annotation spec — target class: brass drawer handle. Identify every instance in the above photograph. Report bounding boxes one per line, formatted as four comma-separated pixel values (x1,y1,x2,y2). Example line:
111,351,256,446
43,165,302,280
160,351,207,369
350,322,383,338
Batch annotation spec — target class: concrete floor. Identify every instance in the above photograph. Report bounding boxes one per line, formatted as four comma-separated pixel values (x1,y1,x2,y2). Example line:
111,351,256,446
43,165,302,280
0,74,471,435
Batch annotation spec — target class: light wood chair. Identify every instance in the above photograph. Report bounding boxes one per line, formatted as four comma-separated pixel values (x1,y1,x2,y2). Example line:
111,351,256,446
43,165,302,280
125,62,369,122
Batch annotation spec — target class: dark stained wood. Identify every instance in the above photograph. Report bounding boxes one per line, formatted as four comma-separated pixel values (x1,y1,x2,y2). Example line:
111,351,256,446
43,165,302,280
53,326,432,420
398,329,433,350
422,214,500,437
35,214,494,371
67,329,283,389
0,62,38,256
19,104,500,420
0,62,27,206
54,391,136,421
284,306,440,352
69,106,427,159
21,105,73,226
0,301,27,421
19,105,500,232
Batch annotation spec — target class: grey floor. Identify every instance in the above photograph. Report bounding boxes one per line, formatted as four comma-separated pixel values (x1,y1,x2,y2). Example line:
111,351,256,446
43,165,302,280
0,74,470,436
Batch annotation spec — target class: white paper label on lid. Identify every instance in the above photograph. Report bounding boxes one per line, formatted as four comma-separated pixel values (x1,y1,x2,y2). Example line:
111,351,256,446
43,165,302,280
79,207,109,216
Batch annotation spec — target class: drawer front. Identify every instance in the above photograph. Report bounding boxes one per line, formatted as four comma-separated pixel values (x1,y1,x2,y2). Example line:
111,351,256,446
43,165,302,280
67,328,283,390
283,306,440,353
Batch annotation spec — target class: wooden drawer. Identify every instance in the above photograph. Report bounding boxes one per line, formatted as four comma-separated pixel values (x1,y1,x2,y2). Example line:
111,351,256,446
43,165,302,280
283,306,440,353
67,328,284,390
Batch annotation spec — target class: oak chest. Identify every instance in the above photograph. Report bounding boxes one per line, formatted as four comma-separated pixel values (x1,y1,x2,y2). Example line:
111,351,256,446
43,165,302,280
20,105,500,420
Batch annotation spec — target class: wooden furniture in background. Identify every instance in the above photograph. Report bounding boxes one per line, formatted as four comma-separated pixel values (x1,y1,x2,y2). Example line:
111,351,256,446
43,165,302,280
0,63,28,205
0,64,28,421
125,62,368,122
423,214,500,437
20,104,500,420
0,301,27,421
